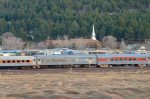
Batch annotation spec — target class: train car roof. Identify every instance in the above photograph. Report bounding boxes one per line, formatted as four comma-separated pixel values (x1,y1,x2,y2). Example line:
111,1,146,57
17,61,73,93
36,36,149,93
0,56,35,59
97,54,149,57
33,54,96,58
33,54,149,58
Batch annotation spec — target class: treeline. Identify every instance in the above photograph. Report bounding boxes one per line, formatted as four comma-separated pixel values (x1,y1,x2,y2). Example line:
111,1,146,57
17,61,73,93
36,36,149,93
0,0,149,42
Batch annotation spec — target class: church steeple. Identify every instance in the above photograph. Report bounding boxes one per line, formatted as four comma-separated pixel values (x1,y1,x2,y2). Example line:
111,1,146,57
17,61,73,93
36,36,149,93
91,24,96,40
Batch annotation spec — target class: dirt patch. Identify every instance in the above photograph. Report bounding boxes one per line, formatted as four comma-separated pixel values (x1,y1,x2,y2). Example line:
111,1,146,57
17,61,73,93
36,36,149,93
6,93,30,98
43,90,55,94
125,88,145,94
85,91,111,99
46,95,71,99
65,90,80,95
105,90,124,98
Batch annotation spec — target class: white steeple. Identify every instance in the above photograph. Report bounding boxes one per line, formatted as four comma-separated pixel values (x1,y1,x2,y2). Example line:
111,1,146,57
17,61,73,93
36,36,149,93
91,24,96,40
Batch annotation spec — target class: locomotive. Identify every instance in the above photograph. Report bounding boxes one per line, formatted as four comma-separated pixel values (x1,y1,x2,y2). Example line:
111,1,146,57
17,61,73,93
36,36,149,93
0,54,149,69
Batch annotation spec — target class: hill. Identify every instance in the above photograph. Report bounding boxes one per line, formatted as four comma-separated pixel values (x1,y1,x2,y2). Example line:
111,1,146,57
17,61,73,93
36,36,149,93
0,0,149,42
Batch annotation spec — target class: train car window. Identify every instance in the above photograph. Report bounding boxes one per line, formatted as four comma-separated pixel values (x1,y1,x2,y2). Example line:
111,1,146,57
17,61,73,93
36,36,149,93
17,60,20,63
22,60,25,63
26,60,30,63
29,60,32,63
12,60,15,63
133,58,136,60
129,58,132,61
38,59,40,61
120,58,122,61
115,59,118,61
110,59,114,61
7,60,11,63
124,58,127,60
2,60,6,63
143,58,146,60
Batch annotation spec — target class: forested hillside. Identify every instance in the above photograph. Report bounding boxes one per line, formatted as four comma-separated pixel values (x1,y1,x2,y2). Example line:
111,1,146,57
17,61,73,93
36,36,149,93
0,0,149,42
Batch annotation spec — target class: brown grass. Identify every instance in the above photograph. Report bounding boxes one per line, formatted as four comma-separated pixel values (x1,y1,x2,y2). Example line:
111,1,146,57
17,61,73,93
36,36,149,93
0,71,150,99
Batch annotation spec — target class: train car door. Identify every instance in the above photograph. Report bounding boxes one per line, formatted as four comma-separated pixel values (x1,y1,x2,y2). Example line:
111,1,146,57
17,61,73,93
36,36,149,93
35,57,42,68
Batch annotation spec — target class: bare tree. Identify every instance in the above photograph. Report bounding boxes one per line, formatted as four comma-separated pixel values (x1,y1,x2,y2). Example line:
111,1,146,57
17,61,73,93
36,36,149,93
1,32,24,49
55,36,63,48
45,36,54,49
146,40,150,50
102,35,117,49
63,35,70,48
75,37,86,50
55,35,71,48
120,39,126,50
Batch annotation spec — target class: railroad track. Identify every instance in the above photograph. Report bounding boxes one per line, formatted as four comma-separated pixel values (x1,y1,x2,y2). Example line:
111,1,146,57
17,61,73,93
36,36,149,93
0,66,150,75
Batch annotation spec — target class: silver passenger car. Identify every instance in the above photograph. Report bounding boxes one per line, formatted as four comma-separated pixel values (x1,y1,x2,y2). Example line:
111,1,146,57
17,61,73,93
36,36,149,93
35,54,97,66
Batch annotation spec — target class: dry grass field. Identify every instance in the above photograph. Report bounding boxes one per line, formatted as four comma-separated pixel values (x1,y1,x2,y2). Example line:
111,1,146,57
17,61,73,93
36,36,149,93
0,70,150,99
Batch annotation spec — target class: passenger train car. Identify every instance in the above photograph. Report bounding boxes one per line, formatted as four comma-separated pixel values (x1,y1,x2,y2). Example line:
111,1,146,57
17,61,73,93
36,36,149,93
0,56,36,68
0,54,149,69
34,54,97,68
97,54,149,67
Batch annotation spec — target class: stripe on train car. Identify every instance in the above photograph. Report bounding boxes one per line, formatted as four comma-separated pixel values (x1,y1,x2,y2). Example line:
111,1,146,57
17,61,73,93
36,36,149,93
98,58,109,62
98,57,148,62
136,58,146,61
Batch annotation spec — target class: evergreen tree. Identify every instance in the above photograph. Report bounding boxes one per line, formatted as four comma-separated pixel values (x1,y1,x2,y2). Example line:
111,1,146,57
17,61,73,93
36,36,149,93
0,0,149,42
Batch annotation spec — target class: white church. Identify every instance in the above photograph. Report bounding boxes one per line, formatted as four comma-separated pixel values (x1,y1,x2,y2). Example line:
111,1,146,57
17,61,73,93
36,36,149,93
91,24,96,40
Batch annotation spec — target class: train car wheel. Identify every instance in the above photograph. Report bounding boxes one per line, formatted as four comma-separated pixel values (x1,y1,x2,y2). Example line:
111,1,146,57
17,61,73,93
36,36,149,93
32,65,36,69
108,65,112,67
138,64,146,67
20,66,31,70
41,65,49,69
104,64,108,67
37,65,41,69
100,64,108,67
